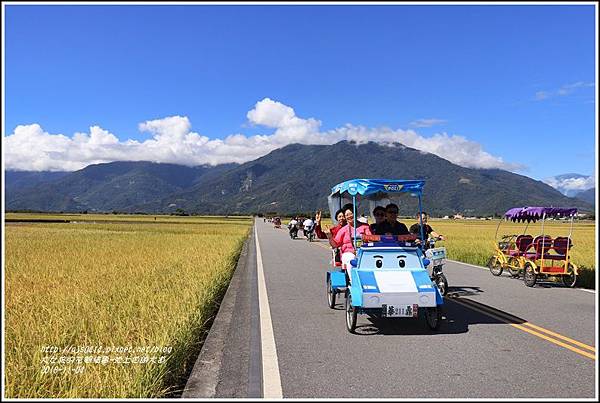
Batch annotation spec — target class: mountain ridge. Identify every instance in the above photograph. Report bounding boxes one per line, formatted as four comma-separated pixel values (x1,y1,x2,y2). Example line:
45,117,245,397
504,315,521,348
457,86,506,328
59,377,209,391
5,141,593,216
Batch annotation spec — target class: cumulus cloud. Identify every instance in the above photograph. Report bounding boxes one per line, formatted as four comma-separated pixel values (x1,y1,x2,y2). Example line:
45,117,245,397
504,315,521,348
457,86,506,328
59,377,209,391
409,118,447,128
543,175,596,196
534,81,595,101
4,97,523,172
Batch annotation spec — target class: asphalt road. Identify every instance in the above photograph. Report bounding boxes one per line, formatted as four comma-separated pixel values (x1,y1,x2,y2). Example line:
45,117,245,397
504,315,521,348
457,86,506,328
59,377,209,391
185,218,597,399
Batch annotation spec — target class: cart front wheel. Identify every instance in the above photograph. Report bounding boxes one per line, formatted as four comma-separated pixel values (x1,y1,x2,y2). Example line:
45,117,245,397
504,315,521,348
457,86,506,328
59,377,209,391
425,307,441,330
434,273,448,296
524,263,537,287
345,291,358,333
561,264,577,288
327,277,336,309
488,256,503,276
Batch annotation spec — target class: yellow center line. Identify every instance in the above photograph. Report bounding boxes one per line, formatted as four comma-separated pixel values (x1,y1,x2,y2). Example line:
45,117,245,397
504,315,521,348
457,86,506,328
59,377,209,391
452,298,595,360
461,299,596,353
456,298,596,353
521,322,596,352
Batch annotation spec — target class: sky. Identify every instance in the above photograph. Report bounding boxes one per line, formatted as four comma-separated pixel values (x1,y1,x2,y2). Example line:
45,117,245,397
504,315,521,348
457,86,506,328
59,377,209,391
3,3,597,191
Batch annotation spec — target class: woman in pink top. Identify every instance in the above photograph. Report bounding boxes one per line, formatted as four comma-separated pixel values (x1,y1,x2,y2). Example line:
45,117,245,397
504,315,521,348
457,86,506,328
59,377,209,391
333,207,372,278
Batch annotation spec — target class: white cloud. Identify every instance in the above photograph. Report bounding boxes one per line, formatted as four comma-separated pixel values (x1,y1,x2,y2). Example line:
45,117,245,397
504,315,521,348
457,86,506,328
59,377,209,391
4,98,523,172
534,81,595,101
543,175,596,196
409,118,447,128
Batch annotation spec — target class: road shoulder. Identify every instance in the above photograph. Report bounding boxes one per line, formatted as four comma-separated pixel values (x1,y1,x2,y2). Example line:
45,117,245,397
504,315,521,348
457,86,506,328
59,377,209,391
182,226,258,398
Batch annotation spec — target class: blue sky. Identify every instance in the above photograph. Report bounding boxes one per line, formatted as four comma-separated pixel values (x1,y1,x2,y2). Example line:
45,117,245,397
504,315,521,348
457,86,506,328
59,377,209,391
3,4,597,184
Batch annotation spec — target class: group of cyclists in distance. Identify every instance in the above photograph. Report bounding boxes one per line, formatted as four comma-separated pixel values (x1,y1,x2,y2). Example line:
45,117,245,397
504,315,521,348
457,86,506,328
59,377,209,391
287,215,316,240
286,203,445,273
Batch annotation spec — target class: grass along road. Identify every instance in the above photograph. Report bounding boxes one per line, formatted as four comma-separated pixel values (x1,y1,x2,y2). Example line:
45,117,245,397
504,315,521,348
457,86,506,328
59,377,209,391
4,215,251,397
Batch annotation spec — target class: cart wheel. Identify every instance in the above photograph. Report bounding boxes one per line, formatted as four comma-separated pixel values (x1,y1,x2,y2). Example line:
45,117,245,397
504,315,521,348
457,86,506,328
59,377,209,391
561,264,577,288
345,291,358,333
487,256,503,276
435,273,448,296
523,263,537,287
425,307,441,330
327,277,336,309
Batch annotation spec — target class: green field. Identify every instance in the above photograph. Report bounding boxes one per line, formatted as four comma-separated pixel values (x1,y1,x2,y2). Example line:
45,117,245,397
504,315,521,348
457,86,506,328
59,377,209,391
4,213,252,398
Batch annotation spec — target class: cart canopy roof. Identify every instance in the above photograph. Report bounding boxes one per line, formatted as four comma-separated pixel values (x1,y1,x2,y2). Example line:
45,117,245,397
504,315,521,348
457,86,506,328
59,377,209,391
504,206,578,222
330,179,424,198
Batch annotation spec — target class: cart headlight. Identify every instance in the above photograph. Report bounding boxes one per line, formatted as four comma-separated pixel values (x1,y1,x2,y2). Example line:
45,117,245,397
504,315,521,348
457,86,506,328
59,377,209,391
419,295,430,304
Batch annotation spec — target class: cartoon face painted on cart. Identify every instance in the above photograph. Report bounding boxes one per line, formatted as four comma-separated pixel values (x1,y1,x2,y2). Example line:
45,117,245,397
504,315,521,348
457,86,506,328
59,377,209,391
358,249,422,270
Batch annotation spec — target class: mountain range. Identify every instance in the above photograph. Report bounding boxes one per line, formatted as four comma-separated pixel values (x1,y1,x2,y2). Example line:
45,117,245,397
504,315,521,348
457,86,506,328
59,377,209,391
4,141,594,216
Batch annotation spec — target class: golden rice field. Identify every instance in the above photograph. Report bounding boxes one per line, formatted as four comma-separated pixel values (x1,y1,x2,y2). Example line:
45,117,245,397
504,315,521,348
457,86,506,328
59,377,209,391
4,213,252,398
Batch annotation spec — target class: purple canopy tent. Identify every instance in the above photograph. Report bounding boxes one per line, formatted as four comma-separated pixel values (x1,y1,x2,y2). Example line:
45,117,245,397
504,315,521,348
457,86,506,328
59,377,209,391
504,207,578,223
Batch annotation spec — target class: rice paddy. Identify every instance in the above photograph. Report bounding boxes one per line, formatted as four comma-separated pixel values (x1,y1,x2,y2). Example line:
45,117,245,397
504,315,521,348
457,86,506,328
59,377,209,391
4,213,252,398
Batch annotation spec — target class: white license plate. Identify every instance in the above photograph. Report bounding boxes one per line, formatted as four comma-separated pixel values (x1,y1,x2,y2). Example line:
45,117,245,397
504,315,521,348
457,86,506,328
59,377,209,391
382,304,418,318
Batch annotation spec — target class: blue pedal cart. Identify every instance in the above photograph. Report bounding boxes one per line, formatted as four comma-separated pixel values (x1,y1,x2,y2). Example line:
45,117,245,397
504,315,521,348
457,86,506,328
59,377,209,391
324,178,444,333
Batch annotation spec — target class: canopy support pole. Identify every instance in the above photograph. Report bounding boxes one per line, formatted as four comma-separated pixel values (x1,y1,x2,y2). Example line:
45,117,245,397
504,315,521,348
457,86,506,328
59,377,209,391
352,195,357,249
566,214,574,266
418,194,425,243
541,211,547,266
494,218,502,240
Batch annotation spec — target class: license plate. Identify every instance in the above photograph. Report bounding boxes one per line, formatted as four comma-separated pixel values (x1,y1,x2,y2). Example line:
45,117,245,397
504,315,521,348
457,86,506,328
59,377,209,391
382,304,418,318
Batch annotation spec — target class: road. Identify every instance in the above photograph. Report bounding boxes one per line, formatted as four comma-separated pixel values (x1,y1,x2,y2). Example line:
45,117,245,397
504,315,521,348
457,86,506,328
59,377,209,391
183,218,597,399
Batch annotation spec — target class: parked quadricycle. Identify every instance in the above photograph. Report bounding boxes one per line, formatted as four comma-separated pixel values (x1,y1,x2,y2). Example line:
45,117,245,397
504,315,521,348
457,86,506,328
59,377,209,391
488,206,579,287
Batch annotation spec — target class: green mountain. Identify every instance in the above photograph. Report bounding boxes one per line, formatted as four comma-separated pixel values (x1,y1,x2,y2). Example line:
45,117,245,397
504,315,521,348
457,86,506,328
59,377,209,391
6,161,236,212
5,141,592,216
138,141,592,216
5,171,70,195
575,188,596,206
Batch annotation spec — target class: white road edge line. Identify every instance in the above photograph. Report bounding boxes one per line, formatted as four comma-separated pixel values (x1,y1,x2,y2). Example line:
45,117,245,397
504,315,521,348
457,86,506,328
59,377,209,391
447,259,596,294
447,259,488,271
255,224,283,398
